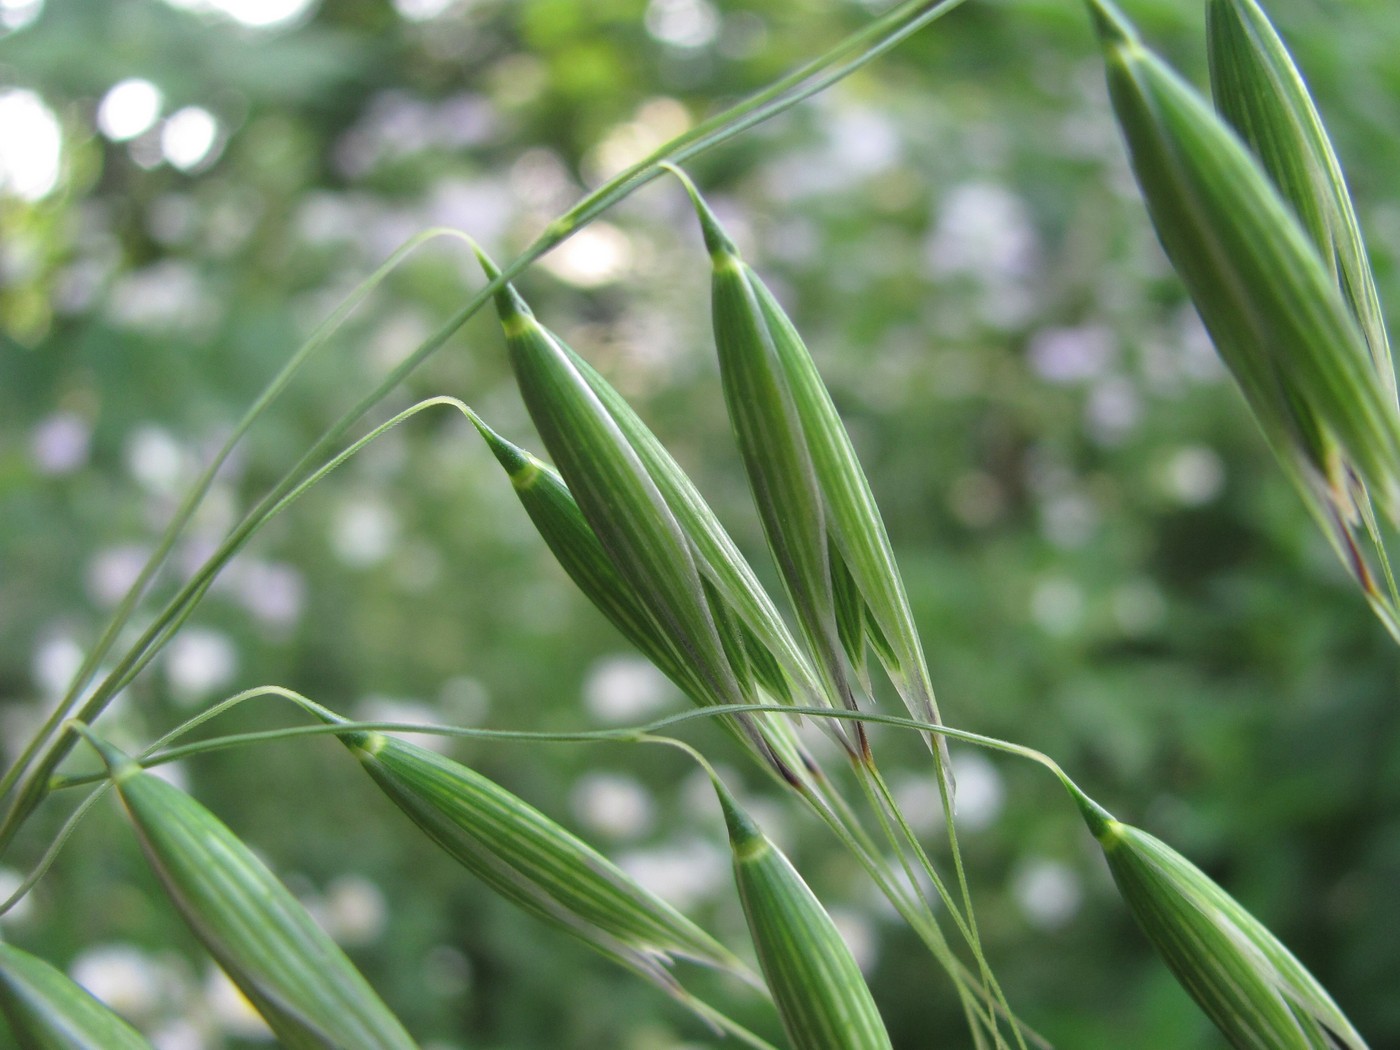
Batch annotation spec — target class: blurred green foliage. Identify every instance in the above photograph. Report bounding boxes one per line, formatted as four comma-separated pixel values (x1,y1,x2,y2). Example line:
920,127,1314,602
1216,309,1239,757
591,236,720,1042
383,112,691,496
2,0,1399,1047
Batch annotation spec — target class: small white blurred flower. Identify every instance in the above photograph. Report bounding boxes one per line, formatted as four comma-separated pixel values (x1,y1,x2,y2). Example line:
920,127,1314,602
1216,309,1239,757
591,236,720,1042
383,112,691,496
0,866,35,923
583,654,673,723
125,424,187,494
204,966,271,1039
538,222,633,288
163,628,238,705
616,836,729,910
572,772,655,841
30,412,91,474
31,633,83,698
70,943,164,1018
828,907,880,974
150,1019,205,1050
234,559,305,630
950,751,1005,833
321,874,387,946
86,545,151,608
1027,324,1116,384
331,497,398,568
1012,858,1083,930
1163,445,1226,506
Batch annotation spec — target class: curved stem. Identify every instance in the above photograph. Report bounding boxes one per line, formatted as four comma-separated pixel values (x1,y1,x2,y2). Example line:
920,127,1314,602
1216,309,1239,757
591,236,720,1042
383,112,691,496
0,229,474,811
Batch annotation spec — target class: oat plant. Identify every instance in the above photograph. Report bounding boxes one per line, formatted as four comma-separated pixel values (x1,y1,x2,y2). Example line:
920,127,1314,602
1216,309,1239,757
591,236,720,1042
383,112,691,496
0,0,1392,1047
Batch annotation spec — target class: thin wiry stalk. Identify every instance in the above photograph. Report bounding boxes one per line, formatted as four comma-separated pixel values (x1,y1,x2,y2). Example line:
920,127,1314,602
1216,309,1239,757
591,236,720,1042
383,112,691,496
862,761,1025,1050
0,229,471,812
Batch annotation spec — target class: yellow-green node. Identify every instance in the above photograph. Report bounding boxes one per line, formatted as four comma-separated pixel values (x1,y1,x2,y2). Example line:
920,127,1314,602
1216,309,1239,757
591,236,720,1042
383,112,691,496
511,456,545,491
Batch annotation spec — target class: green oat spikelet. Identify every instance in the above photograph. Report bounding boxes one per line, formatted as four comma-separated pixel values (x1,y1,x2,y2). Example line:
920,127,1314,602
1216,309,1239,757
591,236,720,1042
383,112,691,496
1087,0,1400,588
562,346,831,726
1205,0,1400,623
697,202,858,743
468,415,705,703
674,169,954,782
714,776,893,1050
85,735,418,1050
468,414,813,779
1073,793,1367,1049
1207,0,1392,397
0,943,152,1050
479,252,805,778
334,726,751,988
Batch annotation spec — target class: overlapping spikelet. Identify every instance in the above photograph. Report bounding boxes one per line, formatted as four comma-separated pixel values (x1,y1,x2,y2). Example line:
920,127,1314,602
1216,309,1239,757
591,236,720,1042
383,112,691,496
673,169,953,785
713,776,893,1050
1072,791,1367,1049
0,942,152,1050
1088,0,1400,624
86,735,419,1050
477,252,820,780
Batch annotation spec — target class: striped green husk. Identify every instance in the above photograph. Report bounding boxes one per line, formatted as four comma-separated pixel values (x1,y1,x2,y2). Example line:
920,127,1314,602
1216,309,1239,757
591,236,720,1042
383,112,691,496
675,172,958,782
92,741,417,1050
479,254,810,778
1088,0,1400,522
1080,802,1367,1049
1204,0,1400,622
705,219,859,737
1206,0,1393,400
562,346,829,722
470,417,704,701
484,264,742,707
338,728,750,988
470,416,813,778
716,779,893,1050
0,943,152,1050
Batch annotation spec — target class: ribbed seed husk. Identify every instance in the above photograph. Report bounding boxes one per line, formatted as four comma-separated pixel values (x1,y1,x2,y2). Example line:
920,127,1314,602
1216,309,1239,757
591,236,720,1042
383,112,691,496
484,264,744,704
468,407,814,778
479,255,807,779
1206,0,1393,399
1088,0,1400,519
676,174,960,784
707,228,858,732
1090,813,1367,1049
470,417,706,701
0,942,152,1050
338,728,750,987
561,346,833,734
1203,0,1400,623
716,779,893,1050
95,742,418,1050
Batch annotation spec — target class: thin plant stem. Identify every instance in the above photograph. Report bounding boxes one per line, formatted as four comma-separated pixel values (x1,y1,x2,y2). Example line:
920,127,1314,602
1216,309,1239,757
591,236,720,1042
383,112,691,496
0,230,472,811
864,761,1026,1050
